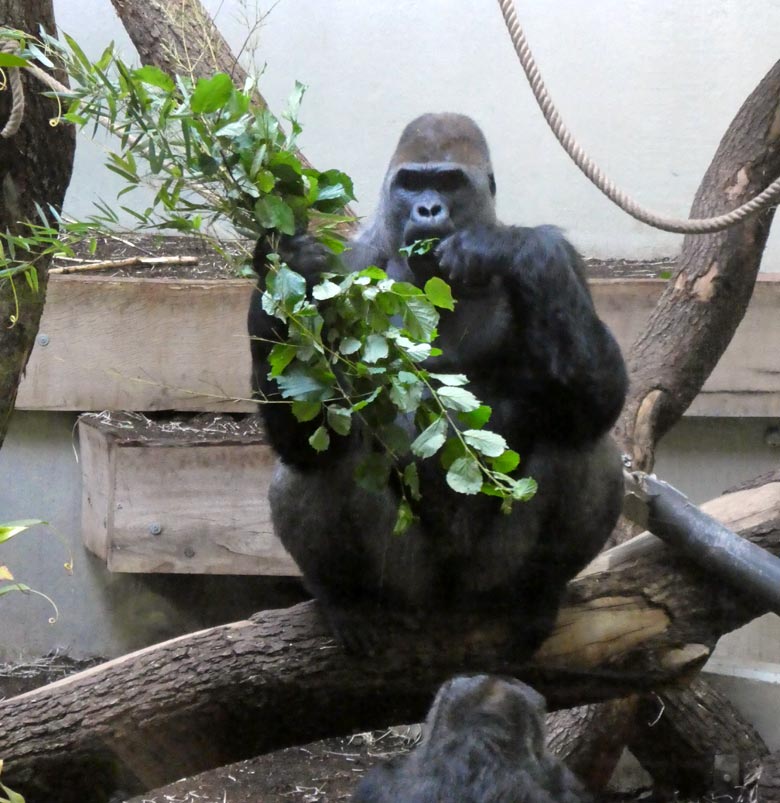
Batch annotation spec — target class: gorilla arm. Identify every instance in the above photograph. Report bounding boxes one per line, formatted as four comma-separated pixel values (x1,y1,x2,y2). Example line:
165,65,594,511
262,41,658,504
436,223,628,446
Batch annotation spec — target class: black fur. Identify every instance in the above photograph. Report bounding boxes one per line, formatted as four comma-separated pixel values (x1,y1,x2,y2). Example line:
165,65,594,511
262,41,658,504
353,675,592,803
247,113,627,654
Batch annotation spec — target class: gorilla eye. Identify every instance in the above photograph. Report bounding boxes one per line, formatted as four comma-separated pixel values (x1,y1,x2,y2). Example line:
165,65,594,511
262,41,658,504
396,169,429,192
488,173,497,196
432,170,468,193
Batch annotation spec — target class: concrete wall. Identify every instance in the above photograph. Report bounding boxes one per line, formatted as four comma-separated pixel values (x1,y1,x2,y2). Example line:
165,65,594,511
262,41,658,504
52,0,780,265
0,412,305,663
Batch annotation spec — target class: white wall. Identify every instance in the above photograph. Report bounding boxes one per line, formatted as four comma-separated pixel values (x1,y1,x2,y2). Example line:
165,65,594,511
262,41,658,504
52,0,780,265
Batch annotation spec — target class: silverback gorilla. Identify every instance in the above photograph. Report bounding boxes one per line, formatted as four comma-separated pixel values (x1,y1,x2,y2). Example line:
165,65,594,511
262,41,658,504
352,675,592,803
248,113,627,654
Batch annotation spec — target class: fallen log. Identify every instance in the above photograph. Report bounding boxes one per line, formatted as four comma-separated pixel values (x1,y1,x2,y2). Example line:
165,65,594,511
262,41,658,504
2,473,779,803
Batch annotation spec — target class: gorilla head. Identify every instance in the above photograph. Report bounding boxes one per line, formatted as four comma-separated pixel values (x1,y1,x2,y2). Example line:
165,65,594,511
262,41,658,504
372,113,497,255
353,675,593,803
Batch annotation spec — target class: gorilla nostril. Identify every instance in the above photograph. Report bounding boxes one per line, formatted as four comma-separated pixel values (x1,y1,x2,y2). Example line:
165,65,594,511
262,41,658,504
431,204,442,217
417,205,431,218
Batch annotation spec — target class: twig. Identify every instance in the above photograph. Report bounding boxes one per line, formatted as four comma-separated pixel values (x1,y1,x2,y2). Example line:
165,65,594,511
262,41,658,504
49,255,199,275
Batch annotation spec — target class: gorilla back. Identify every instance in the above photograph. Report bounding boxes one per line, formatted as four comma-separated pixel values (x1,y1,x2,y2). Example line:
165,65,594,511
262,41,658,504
248,113,627,654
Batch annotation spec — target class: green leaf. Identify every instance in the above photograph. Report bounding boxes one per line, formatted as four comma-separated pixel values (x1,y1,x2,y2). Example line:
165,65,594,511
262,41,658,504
133,65,175,91
402,462,421,501
0,583,30,598
275,367,330,401
440,436,466,469
424,276,455,310
462,429,508,458
291,401,321,422
312,280,341,301
446,456,483,495
308,425,330,452
355,453,392,493
0,53,28,67
272,266,307,305
190,73,234,113
393,335,432,363
339,337,361,355
255,169,275,193
437,386,480,412
410,416,448,459
389,373,423,413
399,238,439,258
267,343,298,377
393,500,415,535
363,334,388,363
458,404,493,429
326,406,352,436
254,196,295,235
0,519,43,544
402,296,439,341
511,476,538,501
429,373,468,387
490,449,520,473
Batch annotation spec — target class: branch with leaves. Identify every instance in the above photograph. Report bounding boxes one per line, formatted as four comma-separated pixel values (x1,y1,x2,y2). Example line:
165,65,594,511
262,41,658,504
0,30,537,524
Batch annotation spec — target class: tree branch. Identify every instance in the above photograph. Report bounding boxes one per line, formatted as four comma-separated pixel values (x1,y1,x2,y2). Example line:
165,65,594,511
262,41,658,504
2,473,779,803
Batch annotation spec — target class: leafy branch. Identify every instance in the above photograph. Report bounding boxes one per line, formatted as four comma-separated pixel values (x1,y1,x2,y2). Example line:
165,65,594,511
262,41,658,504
0,30,536,528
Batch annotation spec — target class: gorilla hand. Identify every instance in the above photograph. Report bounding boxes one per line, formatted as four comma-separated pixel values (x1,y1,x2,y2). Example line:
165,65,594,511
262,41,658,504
253,232,336,286
435,224,515,289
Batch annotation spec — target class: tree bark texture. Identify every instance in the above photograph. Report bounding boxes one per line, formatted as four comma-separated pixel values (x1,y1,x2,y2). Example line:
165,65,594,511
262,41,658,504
628,676,767,798
615,59,780,473
757,752,780,802
0,2,75,447
2,474,779,803
545,695,640,793
109,0,262,96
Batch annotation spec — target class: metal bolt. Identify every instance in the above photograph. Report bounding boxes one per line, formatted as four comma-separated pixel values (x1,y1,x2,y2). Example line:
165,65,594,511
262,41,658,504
36,333,50,347
148,522,162,536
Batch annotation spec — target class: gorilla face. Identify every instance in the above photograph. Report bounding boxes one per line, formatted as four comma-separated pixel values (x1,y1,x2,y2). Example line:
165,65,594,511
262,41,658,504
391,162,495,247
381,112,498,254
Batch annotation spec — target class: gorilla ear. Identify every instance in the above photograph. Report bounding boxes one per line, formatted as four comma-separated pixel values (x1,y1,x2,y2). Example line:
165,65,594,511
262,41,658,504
488,173,496,196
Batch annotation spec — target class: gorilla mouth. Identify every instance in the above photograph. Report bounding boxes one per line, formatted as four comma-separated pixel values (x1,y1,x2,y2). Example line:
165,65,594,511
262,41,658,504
403,221,455,248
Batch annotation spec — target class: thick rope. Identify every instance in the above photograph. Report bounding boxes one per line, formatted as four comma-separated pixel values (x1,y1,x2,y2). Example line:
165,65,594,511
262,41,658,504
0,38,69,139
497,0,780,234
1,40,25,138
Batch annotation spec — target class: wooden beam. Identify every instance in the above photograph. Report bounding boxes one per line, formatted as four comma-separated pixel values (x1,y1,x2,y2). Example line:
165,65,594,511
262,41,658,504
14,274,780,415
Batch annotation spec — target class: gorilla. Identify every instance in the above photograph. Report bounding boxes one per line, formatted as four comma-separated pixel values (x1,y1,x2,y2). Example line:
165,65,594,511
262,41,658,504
248,112,627,654
352,674,592,803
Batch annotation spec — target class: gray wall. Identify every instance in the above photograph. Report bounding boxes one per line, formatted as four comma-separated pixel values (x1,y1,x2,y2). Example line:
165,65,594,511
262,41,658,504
0,413,304,663
52,0,780,266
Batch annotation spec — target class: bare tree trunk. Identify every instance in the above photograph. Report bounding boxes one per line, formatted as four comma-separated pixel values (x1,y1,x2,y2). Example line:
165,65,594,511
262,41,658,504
548,59,780,793
2,473,779,803
0,1,75,448
616,59,780,473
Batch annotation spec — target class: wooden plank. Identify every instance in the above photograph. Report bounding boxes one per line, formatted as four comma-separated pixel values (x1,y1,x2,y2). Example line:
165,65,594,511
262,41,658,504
15,273,780,417
108,441,297,575
78,416,300,575
78,420,115,560
16,276,256,413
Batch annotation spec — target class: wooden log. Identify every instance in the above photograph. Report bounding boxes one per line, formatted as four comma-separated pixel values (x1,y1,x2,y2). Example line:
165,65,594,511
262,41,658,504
1,475,779,803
